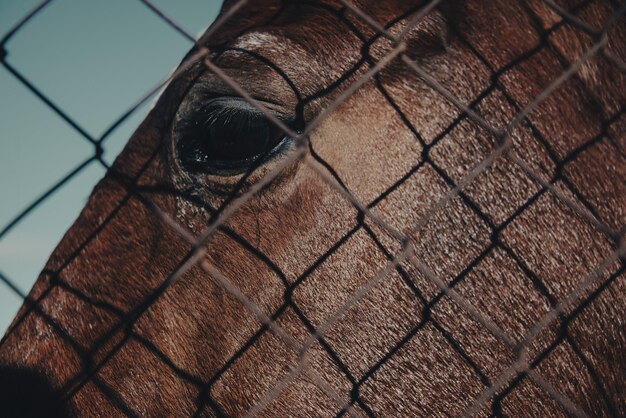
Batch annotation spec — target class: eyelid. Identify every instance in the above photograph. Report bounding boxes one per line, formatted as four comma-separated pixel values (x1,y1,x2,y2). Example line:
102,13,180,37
177,96,295,137
178,76,296,120
190,69,298,110
213,97,294,126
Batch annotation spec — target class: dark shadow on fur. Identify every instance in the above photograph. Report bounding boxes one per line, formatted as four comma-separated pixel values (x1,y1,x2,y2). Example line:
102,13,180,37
0,366,71,418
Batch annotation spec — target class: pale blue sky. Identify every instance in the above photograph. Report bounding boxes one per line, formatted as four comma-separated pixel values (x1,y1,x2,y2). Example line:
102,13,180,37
0,0,223,333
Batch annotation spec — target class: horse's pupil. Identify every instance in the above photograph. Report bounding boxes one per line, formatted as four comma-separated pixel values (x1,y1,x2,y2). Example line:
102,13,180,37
207,117,270,161
177,103,286,175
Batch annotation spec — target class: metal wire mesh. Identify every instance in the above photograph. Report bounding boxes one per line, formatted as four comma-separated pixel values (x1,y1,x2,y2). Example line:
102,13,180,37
1,0,624,417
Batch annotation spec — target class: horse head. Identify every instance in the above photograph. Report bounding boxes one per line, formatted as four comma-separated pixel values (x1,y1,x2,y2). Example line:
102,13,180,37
1,0,624,416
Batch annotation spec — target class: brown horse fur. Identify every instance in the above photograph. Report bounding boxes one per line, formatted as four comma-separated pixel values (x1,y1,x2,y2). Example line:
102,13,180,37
0,0,624,416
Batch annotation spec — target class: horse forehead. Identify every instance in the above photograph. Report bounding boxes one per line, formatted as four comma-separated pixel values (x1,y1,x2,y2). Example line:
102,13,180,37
218,0,439,69
222,0,413,59
229,32,307,63
221,23,363,98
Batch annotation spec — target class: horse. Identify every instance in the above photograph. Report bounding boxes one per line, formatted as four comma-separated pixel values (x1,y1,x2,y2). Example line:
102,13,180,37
1,0,624,416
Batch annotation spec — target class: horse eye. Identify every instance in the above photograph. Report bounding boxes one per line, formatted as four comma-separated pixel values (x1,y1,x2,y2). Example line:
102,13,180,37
175,99,289,176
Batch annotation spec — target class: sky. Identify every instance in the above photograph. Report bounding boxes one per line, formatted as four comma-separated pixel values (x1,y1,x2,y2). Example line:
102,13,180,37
0,0,223,333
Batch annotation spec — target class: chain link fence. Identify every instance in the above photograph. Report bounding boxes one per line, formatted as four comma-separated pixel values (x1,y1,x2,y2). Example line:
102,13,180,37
1,0,625,416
